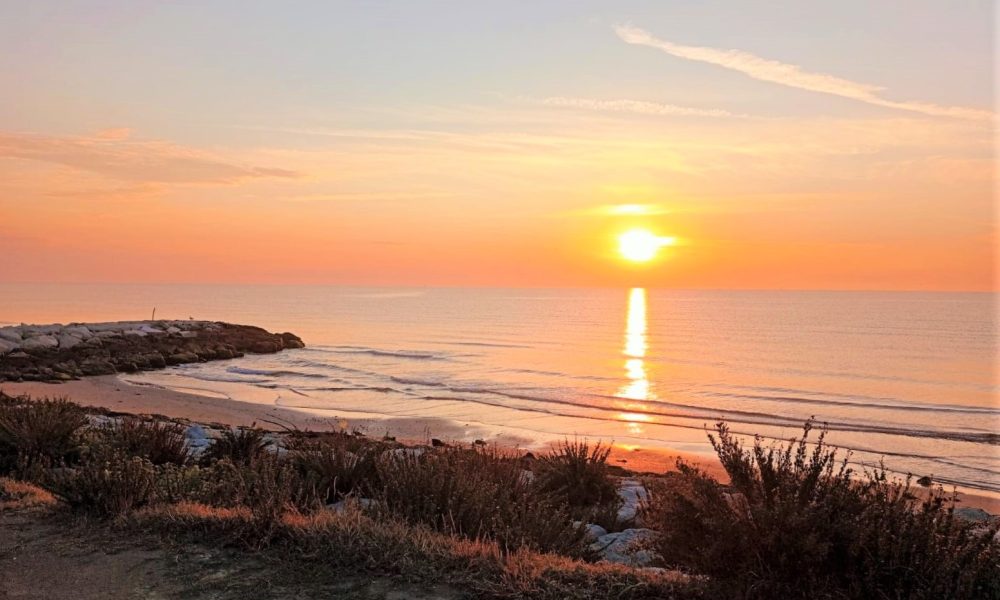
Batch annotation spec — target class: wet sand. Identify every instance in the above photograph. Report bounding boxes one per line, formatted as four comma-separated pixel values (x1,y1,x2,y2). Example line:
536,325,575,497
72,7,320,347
2,375,996,512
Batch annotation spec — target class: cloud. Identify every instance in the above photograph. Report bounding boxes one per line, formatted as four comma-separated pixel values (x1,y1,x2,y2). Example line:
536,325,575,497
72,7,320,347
615,25,993,121
0,131,300,184
540,96,744,118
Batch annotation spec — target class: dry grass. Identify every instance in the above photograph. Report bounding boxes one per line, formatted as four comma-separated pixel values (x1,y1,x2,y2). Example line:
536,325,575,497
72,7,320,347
202,426,272,465
0,476,57,510
132,500,702,600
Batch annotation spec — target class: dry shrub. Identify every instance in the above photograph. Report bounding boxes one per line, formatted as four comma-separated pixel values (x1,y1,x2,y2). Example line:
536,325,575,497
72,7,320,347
642,421,1000,600
533,439,622,528
45,451,158,518
202,426,272,465
375,446,592,558
288,434,380,502
0,397,87,475
99,416,191,466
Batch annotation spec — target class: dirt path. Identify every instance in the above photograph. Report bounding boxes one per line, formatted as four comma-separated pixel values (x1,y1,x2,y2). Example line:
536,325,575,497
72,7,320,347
0,504,460,600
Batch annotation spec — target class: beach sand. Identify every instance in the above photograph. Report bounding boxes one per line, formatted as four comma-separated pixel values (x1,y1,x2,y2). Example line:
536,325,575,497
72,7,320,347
2,375,996,513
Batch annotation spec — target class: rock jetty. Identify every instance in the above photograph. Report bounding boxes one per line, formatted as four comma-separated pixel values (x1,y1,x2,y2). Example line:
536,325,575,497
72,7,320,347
0,320,304,382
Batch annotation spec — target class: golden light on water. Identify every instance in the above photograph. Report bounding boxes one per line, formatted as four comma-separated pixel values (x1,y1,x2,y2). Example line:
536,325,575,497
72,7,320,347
616,287,654,435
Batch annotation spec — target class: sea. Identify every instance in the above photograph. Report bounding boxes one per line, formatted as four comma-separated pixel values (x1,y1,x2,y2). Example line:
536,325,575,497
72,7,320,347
1,283,997,495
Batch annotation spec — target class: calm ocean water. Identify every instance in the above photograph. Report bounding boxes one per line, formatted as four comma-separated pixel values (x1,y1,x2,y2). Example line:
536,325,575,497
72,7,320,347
1,283,997,493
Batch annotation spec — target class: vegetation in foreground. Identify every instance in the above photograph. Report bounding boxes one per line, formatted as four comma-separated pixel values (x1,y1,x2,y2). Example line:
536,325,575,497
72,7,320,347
0,391,997,599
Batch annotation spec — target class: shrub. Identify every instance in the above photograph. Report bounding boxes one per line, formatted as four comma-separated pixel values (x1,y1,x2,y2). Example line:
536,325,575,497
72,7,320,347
533,439,621,526
99,416,190,466
45,451,158,518
202,426,272,465
289,434,380,503
375,446,592,558
205,455,320,546
642,421,1000,599
0,397,87,475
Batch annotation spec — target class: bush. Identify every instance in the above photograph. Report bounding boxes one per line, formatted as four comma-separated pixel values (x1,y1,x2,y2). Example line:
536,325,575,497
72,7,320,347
533,439,621,526
642,421,1000,599
45,451,158,518
375,446,592,558
289,434,380,503
202,426,272,465
99,416,191,466
0,397,87,475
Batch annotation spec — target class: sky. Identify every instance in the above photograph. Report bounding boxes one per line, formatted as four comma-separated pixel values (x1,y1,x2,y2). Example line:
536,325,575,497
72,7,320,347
0,0,995,290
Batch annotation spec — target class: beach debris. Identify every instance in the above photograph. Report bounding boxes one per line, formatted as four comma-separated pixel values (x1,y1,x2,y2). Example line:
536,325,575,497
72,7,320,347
916,475,933,487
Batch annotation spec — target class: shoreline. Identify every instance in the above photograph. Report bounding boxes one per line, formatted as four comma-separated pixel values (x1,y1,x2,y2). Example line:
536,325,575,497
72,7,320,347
3,375,998,514
0,374,728,478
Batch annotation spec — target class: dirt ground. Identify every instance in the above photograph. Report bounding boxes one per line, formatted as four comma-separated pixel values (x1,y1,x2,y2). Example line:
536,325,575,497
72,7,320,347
0,504,460,600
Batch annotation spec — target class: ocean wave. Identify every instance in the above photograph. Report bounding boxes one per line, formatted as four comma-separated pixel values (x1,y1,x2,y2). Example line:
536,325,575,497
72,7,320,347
226,366,327,379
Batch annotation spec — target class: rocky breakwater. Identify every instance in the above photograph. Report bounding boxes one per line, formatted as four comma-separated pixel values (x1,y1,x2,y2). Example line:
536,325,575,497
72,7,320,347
0,320,305,382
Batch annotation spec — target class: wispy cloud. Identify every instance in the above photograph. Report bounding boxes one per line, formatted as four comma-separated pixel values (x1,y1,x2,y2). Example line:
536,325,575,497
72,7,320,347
0,131,299,184
540,96,743,118
615,25,992,121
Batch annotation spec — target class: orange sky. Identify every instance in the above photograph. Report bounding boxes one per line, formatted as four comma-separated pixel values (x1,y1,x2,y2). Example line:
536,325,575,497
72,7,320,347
0,3,995,291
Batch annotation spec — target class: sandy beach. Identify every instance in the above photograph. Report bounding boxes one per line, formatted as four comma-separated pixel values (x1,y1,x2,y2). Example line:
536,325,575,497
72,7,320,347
0,374,728,479
5,374,998,514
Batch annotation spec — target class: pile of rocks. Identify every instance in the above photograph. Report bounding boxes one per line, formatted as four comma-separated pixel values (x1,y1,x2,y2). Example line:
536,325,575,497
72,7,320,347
0,320,304,382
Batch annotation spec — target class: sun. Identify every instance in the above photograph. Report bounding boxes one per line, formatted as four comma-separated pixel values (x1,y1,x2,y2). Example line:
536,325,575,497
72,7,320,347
618,228,674,262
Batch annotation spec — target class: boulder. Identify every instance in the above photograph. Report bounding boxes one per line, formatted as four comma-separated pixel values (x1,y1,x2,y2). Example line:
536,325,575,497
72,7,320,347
617,478,648,523
280,332,305,349
57,334,83,350
63,326,93,340
79,359,116,376
20,335,59,351
0,329,22,343
166,352,200,365
592,528,657,566
0,339,17,355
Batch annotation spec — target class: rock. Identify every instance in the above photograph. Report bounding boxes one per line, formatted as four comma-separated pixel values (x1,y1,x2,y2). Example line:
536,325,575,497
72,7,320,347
185,424,214,454
279,332,305,349
574,522,608,541
592,528,656,567
617,478,648,523
57,334,83,350
0,329,22,343
431,438,448,448
166,352,200,365
79,359,116,376
249,341,279,353
955,507,994,523
63,326,93,340
0,320,305,382
20,335,59,351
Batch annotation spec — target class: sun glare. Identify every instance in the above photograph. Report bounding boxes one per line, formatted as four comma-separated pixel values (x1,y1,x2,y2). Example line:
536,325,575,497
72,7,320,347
618,228,673,262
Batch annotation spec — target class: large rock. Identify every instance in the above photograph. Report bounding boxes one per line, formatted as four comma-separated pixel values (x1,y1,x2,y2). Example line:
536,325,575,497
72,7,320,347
617,478,648,523
0,320,305,382
57,334,83,350
592,528,657,566
20,335,59,351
